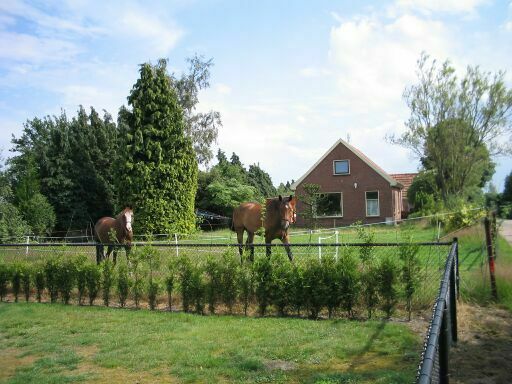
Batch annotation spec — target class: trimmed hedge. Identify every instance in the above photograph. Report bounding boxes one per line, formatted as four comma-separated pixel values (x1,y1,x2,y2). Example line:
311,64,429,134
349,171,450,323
0,242,426,320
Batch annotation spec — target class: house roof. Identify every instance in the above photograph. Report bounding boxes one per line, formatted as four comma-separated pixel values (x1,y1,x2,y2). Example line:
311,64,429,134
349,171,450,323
389,173,418,197
291,138,403,190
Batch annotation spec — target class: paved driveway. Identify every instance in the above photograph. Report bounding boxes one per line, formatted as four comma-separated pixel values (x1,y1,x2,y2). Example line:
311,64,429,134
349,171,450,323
500,219,512,246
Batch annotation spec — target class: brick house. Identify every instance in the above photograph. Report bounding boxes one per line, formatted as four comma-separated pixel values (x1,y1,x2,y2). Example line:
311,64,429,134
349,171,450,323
388,173,418,217
291,139,416,227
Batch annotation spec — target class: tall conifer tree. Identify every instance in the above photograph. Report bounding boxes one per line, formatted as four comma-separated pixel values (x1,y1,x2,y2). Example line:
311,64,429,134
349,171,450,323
117,59,198,234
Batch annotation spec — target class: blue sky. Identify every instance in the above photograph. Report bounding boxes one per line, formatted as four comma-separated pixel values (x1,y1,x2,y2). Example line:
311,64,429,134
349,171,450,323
1,0,511,190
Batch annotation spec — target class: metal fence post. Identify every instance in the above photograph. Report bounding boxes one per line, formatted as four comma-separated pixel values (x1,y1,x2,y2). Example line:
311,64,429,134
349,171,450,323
484,217,498,300
449,260,458,344
439,301,450,384
453,237,459,300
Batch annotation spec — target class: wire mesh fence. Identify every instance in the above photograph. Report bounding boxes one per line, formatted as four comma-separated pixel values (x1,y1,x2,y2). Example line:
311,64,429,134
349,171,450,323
0,240,453,315
416,240,458,384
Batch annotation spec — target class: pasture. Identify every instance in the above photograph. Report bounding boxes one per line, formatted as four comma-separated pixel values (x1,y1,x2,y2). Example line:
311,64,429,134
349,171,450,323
0,303,421,384
1,219,504,384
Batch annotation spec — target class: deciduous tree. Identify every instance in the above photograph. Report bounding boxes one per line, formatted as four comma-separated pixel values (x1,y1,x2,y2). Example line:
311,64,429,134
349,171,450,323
391,53,512,201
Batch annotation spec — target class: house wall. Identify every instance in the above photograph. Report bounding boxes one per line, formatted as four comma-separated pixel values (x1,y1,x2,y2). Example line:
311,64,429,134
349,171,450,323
294,143,400,227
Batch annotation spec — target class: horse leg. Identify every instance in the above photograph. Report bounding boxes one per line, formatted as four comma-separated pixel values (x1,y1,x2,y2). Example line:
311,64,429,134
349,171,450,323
96,244,104,265
106,245,114,263
281,234,293,262
265,234,272,258
246,232,255,262
125,244,132,263
112,248,118,265
236,230,244,262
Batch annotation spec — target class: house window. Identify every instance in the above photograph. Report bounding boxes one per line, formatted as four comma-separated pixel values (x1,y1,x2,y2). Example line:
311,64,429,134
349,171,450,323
366,191,380,217
315,193,343,217
333,160,350,175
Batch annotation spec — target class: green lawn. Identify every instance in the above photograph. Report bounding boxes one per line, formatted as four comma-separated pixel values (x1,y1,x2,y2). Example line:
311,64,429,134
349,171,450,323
0,303,421,384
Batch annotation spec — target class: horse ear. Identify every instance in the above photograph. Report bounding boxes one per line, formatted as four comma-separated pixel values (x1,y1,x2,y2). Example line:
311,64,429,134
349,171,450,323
278,195,283,201
289,195,293,202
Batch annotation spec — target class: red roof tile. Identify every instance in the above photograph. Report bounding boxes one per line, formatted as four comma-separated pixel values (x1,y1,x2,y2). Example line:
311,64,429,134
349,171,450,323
389,173,418,197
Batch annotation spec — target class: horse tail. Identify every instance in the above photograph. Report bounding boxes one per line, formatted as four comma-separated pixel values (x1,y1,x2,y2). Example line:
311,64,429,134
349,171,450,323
229,217,235,232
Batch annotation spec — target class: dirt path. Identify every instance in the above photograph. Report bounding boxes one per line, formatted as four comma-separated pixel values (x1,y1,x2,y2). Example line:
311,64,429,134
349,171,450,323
450,302,512,384
499,220,512,246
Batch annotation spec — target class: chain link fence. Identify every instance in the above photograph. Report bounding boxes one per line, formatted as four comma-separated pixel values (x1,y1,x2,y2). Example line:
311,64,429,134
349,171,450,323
416,240,458,384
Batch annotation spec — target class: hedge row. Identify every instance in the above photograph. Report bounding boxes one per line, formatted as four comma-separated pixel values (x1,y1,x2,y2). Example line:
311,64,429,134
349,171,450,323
0,239,425,320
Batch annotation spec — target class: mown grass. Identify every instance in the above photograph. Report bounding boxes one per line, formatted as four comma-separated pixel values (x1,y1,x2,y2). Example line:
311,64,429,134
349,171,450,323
0,303,421,384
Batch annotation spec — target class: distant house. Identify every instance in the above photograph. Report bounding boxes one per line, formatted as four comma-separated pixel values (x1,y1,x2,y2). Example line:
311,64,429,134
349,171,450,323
388,173,418,217
291,139,416,227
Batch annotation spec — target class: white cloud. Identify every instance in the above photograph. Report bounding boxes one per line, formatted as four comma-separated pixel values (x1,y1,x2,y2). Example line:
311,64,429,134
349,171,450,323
0,0,104,36
0,31,82,63
118,10,184,56
328,14,451,113
215,83,232,95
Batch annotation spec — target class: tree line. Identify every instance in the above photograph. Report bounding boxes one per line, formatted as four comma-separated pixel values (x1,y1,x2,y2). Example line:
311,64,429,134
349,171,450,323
0,57,289,240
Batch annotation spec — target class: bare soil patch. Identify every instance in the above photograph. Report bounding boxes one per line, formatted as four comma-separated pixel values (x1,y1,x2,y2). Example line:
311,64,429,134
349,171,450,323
450,302,512,384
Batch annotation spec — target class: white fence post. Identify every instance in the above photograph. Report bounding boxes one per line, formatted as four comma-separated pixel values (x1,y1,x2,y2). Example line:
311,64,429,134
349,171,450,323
318,236,322,261
174,233,179,258
25,236,29,256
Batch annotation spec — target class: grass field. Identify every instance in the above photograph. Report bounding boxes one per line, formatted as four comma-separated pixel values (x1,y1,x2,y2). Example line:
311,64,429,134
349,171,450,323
456,221,512,311
1,219,504,384
0,303,421,384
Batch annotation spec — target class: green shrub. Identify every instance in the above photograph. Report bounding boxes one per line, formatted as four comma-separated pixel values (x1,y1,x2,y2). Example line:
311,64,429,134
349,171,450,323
399,232,421,321
117,261,130,308
21,263,31,302
205,256,222,314
357,225,379,319
44,257,60,303
101,259,114,307
148,278,160,310
165,259,177,311
254,256,273,316
378,255,399,318
75,257,88,305
84,263,101,305
33,264,45,303
289,265,304,316
57,258,76,305
221,249,239,314
0,263,11,301
323,256,341,319
190,267,205,314
129,249,145,309
238,263,254,316
11,262,23,302
302,258,327,319
177,255,194,312
270,254,294,316
338,247,359,317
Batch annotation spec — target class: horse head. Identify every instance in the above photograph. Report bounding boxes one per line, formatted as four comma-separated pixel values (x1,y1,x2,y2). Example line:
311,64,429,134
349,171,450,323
278,195,296,230
122,206,134,234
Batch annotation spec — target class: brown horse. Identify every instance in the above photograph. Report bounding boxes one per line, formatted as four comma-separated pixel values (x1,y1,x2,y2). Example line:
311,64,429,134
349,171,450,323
94,207,134,264
232,195,296,262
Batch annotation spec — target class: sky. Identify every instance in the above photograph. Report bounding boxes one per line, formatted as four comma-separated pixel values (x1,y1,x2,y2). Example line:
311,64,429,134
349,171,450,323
0,0,511,190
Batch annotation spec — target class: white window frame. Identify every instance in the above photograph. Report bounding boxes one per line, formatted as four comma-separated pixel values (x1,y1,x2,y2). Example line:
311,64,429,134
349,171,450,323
365,190,380,217
333,160,350,175
314,192,343,218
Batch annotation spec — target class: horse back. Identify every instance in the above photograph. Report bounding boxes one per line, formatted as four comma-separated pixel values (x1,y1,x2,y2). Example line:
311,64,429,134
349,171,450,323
232,202,262,233
94,217,117,243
